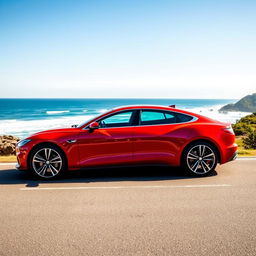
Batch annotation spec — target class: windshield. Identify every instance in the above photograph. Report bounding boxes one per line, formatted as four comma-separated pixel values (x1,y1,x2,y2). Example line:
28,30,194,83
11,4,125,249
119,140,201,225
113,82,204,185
78,109,110,128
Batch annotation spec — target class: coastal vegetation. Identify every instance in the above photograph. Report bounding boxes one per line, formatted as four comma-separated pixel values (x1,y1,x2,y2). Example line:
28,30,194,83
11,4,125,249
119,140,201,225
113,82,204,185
233,113,256,150
236,137,256,156
219,93,256,112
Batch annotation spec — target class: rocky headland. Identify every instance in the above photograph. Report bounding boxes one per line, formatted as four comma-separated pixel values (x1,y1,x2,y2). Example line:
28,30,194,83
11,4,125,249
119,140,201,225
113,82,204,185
219,93,256,112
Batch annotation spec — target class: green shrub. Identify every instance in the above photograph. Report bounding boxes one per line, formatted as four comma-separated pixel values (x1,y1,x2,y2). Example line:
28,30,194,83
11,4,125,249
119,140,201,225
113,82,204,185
233,113,256,136
237,112,256,124
233,123,252,135
243,129,256,149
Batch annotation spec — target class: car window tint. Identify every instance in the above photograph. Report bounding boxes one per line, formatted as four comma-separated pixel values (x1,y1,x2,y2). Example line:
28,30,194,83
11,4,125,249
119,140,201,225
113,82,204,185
140,110,194,125
141,111,165,122
140,111,177,125
99,111,133,128
164,113,173,119
175,113,193,122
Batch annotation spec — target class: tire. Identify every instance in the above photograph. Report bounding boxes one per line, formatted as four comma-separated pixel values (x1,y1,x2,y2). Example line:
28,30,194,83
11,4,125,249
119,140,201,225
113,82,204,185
182,141,218,176
28,144,67,179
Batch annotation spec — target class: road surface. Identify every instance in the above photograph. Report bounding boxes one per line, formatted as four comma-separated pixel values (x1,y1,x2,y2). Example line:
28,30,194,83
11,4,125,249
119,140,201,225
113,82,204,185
0,159,256,256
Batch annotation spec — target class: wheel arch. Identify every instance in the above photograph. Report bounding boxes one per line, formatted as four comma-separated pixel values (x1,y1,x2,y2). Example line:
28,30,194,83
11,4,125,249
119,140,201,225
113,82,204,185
27,142,68,169
180,139,221,164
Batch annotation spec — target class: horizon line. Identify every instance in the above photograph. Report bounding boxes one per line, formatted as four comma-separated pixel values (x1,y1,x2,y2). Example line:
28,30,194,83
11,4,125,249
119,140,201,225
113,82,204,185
0,97,237,100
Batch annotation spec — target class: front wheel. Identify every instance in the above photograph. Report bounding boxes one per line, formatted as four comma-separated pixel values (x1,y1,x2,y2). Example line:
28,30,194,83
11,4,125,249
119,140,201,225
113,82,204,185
29,144,66,179
182,142,218,176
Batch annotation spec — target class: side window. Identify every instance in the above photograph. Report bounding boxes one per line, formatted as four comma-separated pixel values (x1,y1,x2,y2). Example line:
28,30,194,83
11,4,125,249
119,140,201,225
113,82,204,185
141,111,165,122
99,111,134,128
164,113,176,123
140,111,177,125
139,110,193,125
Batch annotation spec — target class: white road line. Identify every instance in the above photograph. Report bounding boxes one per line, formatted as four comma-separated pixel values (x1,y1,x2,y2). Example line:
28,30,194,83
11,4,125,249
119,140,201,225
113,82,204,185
0,163,16,166
20,184,231,191
236,158,256,160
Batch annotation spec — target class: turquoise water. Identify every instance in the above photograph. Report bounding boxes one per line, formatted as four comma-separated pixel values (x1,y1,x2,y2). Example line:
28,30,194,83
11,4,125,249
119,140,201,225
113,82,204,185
0,98,241,138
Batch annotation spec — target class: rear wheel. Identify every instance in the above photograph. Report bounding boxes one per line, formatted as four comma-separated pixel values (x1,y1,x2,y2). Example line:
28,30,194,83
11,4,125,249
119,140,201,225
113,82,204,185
29,144,66,179
182,142,218,176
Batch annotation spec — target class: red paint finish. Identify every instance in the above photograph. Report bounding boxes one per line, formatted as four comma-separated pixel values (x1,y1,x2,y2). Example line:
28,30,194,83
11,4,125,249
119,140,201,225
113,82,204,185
16,105,237,171
77,127,134,167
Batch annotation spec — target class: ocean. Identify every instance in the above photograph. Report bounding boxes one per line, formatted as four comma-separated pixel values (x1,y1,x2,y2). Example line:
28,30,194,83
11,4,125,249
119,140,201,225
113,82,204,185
0,98,251,139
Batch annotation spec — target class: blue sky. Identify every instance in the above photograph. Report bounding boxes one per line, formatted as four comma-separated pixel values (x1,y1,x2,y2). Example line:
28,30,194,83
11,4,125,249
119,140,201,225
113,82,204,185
0,0,256,98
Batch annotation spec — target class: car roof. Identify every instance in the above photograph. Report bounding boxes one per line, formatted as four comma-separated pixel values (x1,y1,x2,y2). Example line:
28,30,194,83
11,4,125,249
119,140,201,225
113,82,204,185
79,104,219,128
111,105,199,116
110,105,220,123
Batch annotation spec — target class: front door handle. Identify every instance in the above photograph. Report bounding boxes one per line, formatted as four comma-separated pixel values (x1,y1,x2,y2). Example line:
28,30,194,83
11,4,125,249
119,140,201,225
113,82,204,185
66,139,77,144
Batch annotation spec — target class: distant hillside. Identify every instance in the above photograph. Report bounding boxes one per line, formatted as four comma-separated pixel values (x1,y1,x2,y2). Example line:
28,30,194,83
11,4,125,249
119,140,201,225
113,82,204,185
219,93,256,112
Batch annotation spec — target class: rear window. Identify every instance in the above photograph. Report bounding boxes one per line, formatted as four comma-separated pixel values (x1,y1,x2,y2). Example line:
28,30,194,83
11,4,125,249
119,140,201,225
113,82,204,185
175,113,193,122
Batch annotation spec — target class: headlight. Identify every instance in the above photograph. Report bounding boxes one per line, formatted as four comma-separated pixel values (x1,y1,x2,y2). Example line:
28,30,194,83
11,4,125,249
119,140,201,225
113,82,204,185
17,139,32,147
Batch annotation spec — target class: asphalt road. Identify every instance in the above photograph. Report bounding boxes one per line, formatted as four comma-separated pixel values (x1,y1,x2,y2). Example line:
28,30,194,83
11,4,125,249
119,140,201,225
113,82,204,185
0,159,256,256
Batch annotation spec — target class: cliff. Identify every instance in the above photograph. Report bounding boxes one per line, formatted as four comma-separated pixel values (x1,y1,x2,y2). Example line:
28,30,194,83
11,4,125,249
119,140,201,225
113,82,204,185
219,93,256,112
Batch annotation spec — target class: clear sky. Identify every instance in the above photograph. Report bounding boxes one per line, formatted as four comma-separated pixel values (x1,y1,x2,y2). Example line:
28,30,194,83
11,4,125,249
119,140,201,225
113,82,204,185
0,0,255,98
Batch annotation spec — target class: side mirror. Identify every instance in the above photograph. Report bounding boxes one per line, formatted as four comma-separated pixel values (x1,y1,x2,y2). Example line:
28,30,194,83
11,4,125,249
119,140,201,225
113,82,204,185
71,124,78,128
89,121,99,131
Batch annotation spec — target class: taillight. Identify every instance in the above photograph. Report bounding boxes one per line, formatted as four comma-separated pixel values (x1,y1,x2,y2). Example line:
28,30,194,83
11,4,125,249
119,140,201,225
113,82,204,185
222,125,235,134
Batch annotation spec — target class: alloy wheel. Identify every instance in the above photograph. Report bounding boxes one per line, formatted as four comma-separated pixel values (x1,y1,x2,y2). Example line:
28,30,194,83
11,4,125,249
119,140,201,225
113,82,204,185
186,144,216,174
32,148,63,178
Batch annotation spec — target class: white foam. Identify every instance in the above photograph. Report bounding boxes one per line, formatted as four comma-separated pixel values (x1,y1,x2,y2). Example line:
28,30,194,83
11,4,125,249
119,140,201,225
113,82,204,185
98,109,109,114
0,115,96,139
187,104,251,124
46,110,70,115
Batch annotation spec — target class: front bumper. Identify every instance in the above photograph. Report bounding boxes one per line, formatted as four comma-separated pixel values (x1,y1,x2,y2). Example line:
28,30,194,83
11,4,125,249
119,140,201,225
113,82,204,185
16,147,28,170
15,159,26,171
16,162,21,170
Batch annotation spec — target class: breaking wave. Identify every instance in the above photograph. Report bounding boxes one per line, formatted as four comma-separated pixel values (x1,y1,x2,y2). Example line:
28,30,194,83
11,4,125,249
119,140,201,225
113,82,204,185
46,110,70,115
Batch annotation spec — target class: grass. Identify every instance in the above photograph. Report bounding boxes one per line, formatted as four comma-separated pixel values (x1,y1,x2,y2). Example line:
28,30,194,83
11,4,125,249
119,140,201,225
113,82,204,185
0,138,255,163
236,136,256,156
0,155,17,162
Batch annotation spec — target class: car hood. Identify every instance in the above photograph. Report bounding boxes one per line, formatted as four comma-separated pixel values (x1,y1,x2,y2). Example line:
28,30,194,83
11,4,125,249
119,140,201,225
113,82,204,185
27,128,79,139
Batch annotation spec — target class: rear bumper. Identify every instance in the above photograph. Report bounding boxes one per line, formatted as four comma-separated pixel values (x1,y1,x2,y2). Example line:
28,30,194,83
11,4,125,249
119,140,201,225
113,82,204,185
220,143,238,164
229,151,237,162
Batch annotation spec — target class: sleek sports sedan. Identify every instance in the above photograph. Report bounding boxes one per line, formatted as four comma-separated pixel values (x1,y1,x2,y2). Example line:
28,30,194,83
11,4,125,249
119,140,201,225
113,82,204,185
16,105,237,179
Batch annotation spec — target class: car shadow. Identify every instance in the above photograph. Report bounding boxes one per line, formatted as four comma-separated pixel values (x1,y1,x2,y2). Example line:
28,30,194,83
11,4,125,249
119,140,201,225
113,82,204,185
0,165,217,187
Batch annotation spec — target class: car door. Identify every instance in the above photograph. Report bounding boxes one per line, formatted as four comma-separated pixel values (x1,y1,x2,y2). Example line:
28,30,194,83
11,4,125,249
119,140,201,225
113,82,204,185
133,109,184,165
77,110,136,167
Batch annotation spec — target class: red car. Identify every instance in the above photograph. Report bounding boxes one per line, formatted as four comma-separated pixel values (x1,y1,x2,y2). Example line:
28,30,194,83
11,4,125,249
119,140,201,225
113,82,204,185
16,105,237,179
